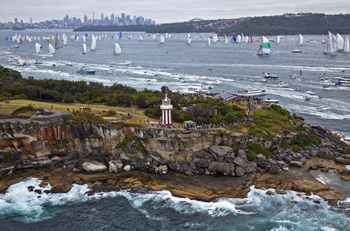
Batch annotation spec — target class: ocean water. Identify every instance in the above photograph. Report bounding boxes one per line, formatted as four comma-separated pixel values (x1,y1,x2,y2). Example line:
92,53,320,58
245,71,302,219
1,30,350,230
0,30,350,139
0,177,350,230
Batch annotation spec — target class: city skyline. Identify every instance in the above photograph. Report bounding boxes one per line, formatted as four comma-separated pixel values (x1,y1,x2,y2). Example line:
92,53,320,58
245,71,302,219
0,0,349,24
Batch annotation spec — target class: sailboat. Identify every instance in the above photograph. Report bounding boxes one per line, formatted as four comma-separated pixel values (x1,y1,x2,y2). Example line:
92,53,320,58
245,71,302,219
212,34,218,43
159,35,165,44
298,34,303,45
35,42,41,54
224,35,228,44
62,35,67,46
276,36,280,44
48,43,55,55
91,35,97,51
207,37,211,46
54,33,59,49
186,34,192,45
324,31,337,55
81,42,87,54
257,36,271,55
113,42,121,55
343,37,350,53
336,33,344,52
232,35,237,43
292,34,303,53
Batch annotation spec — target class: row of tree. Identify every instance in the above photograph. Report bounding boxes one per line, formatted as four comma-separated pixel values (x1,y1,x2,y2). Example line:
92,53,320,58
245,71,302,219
0,66,246,124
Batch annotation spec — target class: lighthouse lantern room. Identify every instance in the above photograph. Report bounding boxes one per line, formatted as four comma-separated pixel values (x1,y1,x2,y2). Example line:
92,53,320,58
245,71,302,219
160,94,173,127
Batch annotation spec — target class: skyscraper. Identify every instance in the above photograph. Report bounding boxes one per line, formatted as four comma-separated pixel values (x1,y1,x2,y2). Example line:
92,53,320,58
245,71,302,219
121,13,126,25
111,13,115,23
84,15,88,25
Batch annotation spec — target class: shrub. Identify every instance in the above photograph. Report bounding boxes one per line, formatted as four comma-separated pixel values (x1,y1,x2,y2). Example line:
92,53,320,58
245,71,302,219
247,151,257,161
294,132,321,148
1,152,11,160
291,145,302,152
250,143,273,157
14,94,29,99
11,105,37,115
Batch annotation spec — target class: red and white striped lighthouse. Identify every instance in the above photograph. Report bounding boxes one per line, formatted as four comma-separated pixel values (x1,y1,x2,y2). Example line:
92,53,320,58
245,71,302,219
160,94,173,127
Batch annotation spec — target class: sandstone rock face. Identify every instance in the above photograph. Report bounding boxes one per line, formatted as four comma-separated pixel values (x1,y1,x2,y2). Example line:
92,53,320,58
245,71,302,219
208,145,233,157
290,161,304,168
208,162,235,176
82,161,107,172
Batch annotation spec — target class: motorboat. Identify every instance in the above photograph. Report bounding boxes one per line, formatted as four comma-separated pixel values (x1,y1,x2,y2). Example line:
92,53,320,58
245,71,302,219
264,98,279,104
305,90,316,95
212,80,222,85
320,78,331,83
276,81,289,88
316,106,330,112
258,77,268,82
34,60,43,65
263,72,278,79
65,62,73,66
291,49,303,53
76,66,96,75
237,89,266,97
303,96,311,101
201,82,213,90
118,60,131,66
289,74,297,79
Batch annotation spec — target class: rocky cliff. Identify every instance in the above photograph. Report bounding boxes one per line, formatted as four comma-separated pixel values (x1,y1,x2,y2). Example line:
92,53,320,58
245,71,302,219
0,114,349,201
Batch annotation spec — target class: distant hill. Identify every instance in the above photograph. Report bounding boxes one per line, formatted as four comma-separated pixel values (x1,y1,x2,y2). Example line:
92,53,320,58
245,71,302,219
74,13,350,35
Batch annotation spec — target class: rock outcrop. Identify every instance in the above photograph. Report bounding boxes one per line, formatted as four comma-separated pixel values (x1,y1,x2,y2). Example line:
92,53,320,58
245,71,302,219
0,115,349,201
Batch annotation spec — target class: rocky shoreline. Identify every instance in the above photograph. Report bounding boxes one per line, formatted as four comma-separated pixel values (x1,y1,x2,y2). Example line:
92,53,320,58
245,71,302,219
0,113,349,201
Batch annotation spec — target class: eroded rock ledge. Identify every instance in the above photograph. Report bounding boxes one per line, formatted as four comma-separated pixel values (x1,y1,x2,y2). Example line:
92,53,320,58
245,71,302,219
0,115,349,201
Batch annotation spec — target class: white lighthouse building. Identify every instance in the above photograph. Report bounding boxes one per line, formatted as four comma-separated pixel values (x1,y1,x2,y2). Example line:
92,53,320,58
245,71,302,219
160,94,173,127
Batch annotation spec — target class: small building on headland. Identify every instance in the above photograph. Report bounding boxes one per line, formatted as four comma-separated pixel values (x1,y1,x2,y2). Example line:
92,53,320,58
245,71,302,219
213,91,236,102
183,120,197,129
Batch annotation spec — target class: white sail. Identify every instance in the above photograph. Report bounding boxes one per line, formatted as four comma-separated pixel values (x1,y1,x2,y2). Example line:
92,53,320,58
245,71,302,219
48,43,55,54
207,37,211,46
139,35,143,41
159,35,165,44
343,37,350,53
152,34,156,40
325,31,337,55
82,35,86,43
35,43,41,54
187,34,192,44
113,42,121,54
75,36,80,42
336,33,344,52
257,36,271,55
224,35,228,44
237,35,242,43
245,36,249,43
91,35,97,51
82,42,87,54
276,36,280,44
298,34,303,45
70,35,75,41
212,34,218,43
63,37,67,45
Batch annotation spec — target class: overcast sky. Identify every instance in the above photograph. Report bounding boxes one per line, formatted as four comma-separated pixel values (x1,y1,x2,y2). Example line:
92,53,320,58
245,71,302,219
0,0,349,23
